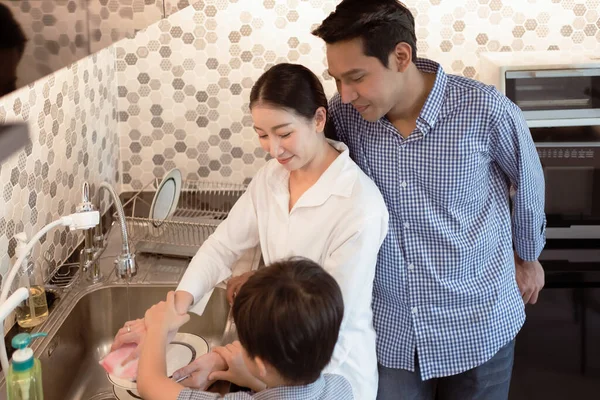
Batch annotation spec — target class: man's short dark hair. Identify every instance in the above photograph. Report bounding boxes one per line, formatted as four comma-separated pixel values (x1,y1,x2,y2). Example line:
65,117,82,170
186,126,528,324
312,0,417,68
232,257,344,385
0,3,27,55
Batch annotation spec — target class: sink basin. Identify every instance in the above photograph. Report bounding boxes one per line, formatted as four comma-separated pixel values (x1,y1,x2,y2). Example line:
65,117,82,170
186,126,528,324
1,285,232,400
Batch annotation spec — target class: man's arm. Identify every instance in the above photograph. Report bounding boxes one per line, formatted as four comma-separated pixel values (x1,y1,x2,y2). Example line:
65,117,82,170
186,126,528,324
490,100,546,303
490,102,546,259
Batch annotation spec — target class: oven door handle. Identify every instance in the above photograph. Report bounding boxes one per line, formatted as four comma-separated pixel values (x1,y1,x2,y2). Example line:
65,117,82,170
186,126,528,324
506,69,600,79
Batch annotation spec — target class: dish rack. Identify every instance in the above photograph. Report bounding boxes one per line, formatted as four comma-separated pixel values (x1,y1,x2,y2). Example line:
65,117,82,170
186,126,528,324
120,178,248,258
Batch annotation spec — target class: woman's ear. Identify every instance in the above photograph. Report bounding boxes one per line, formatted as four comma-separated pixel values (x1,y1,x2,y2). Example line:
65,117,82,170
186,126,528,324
314,107,327,134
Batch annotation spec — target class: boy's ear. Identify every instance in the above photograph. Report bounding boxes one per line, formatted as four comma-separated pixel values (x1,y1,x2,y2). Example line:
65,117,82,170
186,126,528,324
254,356,268,378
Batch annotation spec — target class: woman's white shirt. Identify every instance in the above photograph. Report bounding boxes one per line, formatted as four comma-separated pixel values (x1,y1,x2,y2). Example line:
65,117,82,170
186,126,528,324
177,140,389,400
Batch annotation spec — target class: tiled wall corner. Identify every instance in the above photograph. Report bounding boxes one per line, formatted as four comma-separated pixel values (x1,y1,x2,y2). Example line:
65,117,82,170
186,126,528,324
116,0,600,192
0,46,120,331
89,0,166,54
4,0,202,92
2,0,90,89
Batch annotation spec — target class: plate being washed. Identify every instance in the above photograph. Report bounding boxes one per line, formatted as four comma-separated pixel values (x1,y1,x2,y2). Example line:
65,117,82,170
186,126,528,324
107,332,209,396
149,168,182,228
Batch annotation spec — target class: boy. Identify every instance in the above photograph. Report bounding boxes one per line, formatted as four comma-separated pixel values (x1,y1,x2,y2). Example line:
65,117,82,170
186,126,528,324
137,257,354,400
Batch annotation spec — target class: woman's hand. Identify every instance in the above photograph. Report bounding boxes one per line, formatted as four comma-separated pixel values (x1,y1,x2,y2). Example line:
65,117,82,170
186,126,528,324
145,291,190,335
209,341,266,392
226,271,256,304
112,318,146,351
172,352,227,390
111,318,146,365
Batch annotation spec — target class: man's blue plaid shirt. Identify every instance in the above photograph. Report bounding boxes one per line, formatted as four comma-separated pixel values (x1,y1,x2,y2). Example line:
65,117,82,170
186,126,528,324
329,58,546,380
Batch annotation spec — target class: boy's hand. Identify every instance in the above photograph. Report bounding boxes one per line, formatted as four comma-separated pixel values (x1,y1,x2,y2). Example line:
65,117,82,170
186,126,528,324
145,291,190,335
209,342,266,392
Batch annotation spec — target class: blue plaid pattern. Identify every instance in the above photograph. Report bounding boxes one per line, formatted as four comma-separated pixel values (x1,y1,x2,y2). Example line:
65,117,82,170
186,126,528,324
329,58,546,380
177,374,353,400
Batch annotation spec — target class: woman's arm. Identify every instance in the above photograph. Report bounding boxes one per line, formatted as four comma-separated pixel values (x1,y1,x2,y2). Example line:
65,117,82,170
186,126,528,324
324,211,388,323
321,208,389,370
176,178,262,315
174,291,195,315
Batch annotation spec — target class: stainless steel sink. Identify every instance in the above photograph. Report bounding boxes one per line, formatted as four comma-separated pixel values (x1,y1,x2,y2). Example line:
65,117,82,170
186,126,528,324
1,285,233,400
0,191,261,400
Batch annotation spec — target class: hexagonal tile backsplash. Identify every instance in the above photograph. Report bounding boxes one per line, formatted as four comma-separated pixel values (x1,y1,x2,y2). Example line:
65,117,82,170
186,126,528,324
2,0,191,92
117,0,600,191
0,0,599,308
0,46,119,310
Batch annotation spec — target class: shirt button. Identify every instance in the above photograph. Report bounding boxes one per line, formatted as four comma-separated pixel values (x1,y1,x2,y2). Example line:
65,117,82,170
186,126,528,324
408,263,415,270
411,307,418,314
401,181,407,188
403,222,410,229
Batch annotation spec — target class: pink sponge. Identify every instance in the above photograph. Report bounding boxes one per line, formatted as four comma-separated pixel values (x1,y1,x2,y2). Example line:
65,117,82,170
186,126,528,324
99,344,139,381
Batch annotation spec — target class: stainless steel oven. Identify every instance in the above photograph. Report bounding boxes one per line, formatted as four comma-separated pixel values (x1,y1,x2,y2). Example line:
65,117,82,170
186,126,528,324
480,51,600,237
479,51,600,128
505,68,600,123
533,125,600,238
480,52,600,399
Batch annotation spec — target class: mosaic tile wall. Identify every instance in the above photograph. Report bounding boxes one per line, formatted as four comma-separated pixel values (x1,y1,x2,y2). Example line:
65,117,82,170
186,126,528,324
0,46,119,331
117,0,600,191
1,0,90,91
1,0,191,94
89,0,165,54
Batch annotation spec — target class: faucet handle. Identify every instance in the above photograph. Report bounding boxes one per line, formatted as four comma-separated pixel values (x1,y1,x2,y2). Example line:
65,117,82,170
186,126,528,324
77,182,95,213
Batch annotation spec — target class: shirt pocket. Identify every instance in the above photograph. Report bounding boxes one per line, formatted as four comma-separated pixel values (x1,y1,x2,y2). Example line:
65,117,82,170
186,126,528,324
412,138,489,207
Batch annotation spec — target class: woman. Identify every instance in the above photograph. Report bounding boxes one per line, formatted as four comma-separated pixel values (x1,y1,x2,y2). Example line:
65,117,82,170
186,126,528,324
112,63,389,400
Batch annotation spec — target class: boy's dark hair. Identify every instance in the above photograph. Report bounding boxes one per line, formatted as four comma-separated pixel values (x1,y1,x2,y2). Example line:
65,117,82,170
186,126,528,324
232,257,344,385
312,0,417,68
0,3,27,55
250,63,328,122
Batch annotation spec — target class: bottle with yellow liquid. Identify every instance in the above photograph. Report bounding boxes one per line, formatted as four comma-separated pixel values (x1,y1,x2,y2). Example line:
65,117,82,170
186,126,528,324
14,233,48,328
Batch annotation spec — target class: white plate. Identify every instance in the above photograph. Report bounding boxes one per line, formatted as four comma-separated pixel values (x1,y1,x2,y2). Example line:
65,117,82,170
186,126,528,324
107,332,209,393
113,385,142,400
149,168,182,227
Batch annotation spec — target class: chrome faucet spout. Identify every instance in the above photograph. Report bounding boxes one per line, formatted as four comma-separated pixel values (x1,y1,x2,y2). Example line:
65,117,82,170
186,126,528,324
78,181,137,281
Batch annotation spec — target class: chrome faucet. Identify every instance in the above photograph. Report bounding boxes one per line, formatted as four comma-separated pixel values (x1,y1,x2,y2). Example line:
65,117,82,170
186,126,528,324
78,181,137,281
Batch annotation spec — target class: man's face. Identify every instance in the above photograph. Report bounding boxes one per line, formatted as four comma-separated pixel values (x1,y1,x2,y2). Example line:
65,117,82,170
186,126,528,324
0,47,22,97
326,38,401,122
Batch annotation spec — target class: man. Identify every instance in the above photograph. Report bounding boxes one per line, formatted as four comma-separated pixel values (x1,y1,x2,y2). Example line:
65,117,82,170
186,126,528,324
312,1,546,399
0,3,27,97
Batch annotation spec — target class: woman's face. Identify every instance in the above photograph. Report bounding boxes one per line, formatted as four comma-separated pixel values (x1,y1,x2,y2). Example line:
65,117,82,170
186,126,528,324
251,105,324,171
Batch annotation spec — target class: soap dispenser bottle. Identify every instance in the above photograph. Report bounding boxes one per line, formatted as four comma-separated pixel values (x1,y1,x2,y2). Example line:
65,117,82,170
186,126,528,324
14,233,48,328
6,332,47,400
